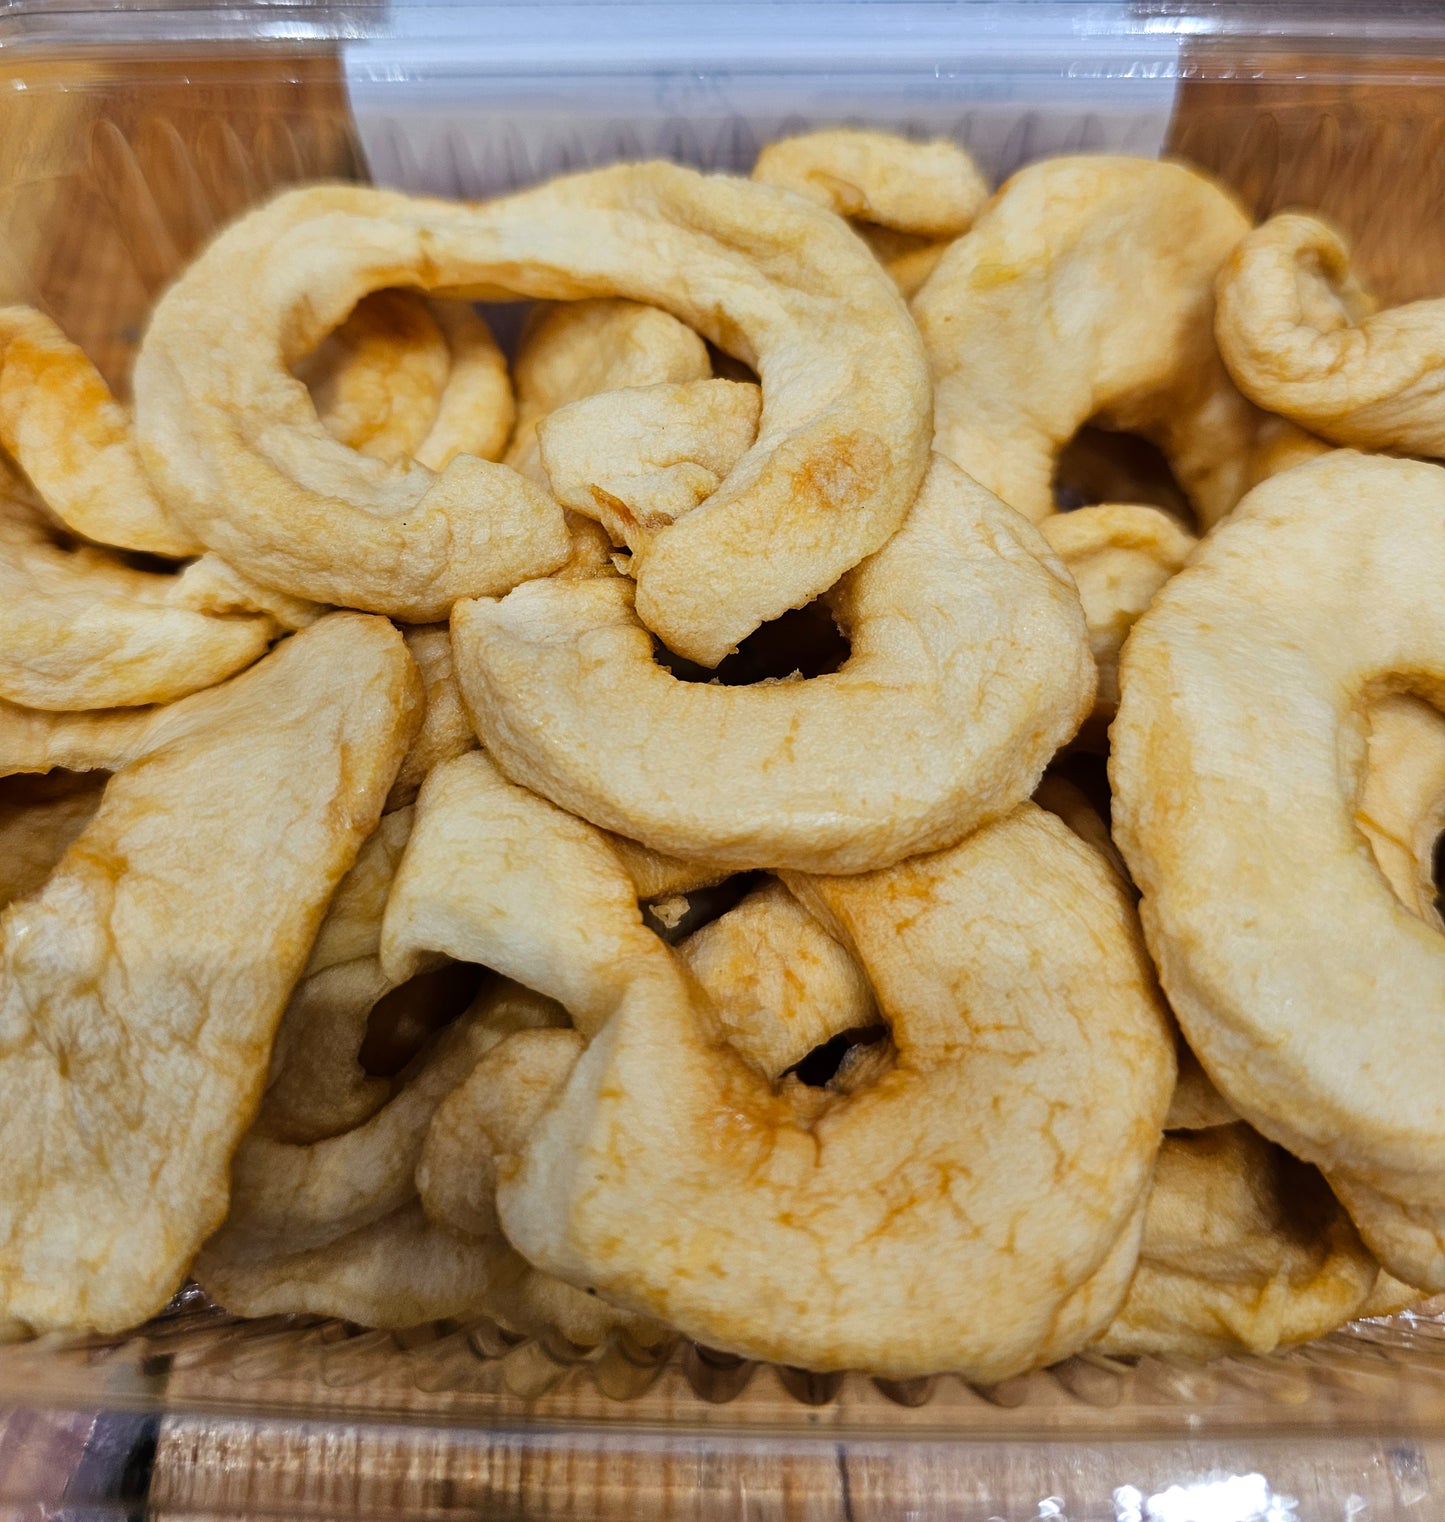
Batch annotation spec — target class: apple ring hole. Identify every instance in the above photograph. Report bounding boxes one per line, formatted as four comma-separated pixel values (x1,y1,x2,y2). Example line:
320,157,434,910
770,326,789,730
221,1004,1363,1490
1434,830,1445,920
1053,425,1191,525
0,769,109,909
641,871,763,946
108,549,180,576
653,598,850,686
1355,693,1445,931
1047,749,1114,827
707,341,760,386
0,767,108,814
358,961,489,1078
783,1025,890,1089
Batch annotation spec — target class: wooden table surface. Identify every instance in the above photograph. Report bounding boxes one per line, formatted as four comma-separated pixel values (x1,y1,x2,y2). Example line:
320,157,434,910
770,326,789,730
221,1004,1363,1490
2,31,1444,1519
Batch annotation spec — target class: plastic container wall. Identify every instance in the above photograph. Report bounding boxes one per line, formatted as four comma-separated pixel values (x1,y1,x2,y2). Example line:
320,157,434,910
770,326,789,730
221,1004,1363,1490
2,1,1445,1513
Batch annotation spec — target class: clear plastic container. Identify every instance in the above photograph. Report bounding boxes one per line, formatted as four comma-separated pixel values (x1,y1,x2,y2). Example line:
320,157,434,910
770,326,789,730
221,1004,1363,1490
4,3,1445,1513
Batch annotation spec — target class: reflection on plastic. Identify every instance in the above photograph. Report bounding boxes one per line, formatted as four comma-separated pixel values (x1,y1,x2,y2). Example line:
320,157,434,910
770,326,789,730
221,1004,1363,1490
1114,1475,1299,1522
344,2,1180,198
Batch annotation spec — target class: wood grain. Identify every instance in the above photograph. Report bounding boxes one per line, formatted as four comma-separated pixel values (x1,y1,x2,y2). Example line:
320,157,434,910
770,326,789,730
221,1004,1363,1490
147,1415,1445,1520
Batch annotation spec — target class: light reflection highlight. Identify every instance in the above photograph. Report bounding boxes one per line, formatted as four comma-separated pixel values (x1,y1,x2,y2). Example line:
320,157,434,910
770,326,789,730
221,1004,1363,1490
1113,1474,1300,1522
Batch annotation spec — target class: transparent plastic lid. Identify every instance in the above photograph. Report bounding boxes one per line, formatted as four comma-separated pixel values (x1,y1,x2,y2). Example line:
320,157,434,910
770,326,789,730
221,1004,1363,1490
345,2,1187,196
0,2,1444,1509
6,1,1445,53
8,3,1444,200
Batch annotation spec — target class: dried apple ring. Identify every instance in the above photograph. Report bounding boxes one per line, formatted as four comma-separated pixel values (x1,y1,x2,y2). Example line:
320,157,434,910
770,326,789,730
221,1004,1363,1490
468,862,1142,1360
754,130,989,241
134,169,931,656
0,308,322,631
417,1013,665,1346
454,456,1093,874
501,804,1174,1378
372,755,686,1248
166,554,321,631
506,297,714,579
1110,448,1445,1290
0,306,201,558
259,959,396,1147
1039,504,1197,730
301,292,513,472
385,625,477,812
392,779,1162,1364
381,751,664,1034
505,297,711,486
298,289,448,462
197,1201,498,1327
753,130,987,298
416,983,573,1244
1356,695,1445,929
0,613,422,1332
0,484,275,710
678,878,876,1079
0,698,153,778
381,760,678,1346
1092,1124,1383,1359
214,987,502,1254
539,379,761,558
254,807,416,1145
1215,212,1445,457
1058,677,1445,1143
913,156,1258,529
1034,770,1240,1136
602,832,730,901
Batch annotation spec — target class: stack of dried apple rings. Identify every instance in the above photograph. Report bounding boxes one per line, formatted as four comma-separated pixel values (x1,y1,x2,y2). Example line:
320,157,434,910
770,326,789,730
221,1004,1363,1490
0,128,1441,1382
